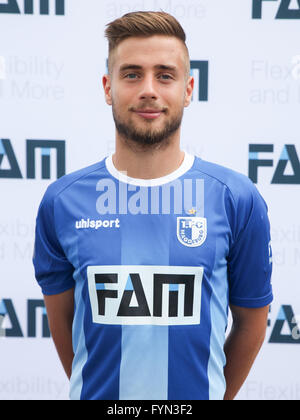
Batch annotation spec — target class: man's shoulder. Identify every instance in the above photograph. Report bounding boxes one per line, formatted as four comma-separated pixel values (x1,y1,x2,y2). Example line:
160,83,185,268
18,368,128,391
193,156,258,204
41,158,107,205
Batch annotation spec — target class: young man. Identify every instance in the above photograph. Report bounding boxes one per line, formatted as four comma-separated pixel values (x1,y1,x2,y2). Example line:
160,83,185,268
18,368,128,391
33,11,273,400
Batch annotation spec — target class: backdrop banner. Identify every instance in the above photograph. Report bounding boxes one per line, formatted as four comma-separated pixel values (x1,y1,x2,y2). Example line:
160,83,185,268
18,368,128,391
0,0,299,400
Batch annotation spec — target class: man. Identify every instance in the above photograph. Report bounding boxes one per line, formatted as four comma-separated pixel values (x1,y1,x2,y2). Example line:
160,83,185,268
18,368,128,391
33,11,273,400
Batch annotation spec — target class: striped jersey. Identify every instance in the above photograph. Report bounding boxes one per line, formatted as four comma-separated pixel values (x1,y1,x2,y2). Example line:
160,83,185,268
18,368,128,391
33,152,273,400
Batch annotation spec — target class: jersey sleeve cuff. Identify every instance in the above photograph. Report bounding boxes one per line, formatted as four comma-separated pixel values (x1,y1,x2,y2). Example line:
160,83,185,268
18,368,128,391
39,281,75,296
229,291,273,308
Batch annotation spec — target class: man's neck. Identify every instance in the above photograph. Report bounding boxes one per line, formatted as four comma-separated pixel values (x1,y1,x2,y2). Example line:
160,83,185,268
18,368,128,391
112,135,185,180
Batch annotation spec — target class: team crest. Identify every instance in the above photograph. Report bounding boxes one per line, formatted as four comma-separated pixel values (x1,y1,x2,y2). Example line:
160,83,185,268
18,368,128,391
177,217,207,248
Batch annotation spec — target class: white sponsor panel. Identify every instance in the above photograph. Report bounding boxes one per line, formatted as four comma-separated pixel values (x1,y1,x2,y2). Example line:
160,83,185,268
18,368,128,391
87,265,203,326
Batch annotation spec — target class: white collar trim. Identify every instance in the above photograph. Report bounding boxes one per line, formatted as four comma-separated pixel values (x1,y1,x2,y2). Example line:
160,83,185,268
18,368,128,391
105,151,195,187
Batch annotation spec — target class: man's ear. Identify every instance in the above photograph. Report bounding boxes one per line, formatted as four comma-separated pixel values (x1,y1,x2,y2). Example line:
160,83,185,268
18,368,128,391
184,76,194,107
102,74,112,106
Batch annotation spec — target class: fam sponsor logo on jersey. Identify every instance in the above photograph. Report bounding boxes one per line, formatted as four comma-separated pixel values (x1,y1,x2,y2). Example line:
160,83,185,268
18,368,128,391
248,144,300,184
87,265,203,326
0,139,65,180
0,299,50,338
252,0,300,19
0,0,65,15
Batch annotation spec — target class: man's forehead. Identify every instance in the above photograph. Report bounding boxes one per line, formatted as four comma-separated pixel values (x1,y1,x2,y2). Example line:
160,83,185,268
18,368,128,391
113,36,187,68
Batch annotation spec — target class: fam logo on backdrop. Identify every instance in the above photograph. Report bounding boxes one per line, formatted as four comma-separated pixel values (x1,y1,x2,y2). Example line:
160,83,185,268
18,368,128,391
0,299,50,338
252,0,300,19
190,61,209,102
248,144,300,184
268,305,300,344
0,139,65,180
0,0,65,15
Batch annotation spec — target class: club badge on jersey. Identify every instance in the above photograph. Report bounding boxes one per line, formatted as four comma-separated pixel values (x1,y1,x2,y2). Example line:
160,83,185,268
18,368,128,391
177,217,207,248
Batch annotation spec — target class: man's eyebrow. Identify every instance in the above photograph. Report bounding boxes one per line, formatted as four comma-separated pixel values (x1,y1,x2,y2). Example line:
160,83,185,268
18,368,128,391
119,64,178,72
119,64,143,72
154,65,177,72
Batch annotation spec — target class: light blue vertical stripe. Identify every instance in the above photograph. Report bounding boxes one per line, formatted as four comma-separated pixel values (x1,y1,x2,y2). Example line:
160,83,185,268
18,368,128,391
119,212,169,400
120,325,168,400
69,269,88,400
69,236,88,401
207,241,228,400
196,179,205,217
68,233,88,401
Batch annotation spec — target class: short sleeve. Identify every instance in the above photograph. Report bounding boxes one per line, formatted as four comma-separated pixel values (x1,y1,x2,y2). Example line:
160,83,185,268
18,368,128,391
228,185,273,308
33,187,75,296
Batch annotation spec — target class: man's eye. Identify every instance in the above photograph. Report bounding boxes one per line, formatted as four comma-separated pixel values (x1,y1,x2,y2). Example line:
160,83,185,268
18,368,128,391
159,74,172,80
125,74,138,79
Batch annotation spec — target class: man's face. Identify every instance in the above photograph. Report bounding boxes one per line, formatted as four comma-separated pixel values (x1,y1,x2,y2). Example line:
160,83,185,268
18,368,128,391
103,35,194,148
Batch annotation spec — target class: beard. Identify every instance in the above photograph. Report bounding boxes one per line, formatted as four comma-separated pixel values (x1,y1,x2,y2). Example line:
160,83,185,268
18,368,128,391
112,103,184,150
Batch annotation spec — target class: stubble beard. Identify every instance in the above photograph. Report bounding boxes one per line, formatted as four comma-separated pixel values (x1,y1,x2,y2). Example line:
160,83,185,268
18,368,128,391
112,104,184,151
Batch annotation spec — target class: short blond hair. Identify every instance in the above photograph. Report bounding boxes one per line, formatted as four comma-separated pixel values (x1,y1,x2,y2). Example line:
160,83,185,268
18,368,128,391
105,11,190,77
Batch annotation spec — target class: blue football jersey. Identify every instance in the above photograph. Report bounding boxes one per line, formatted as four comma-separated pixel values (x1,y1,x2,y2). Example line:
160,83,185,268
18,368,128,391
33,152,273,400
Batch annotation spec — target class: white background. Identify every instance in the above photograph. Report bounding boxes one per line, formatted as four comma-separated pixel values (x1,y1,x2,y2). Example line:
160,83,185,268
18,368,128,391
0,0,299,400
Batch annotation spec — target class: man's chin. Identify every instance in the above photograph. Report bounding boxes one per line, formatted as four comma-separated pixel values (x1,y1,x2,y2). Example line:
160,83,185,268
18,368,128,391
123,130,169,147
113,112,183,148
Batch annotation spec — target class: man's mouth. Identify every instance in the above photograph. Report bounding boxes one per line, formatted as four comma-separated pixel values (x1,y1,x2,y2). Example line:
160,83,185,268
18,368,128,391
133,108,166,120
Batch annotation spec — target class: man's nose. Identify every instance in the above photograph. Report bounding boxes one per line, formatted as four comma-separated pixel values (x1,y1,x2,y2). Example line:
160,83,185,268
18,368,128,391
139,75,158,100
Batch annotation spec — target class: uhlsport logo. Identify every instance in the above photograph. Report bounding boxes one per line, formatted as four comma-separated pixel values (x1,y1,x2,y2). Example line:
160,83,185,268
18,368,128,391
75,218,120,231
252,0,300,19
177,217,207,248
0,299,50,338
0,139,65,179
248,144,300,184
87,265,203,326
0,0,65,15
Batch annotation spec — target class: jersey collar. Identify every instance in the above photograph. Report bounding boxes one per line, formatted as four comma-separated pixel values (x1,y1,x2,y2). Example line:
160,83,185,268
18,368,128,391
105,151,195,187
